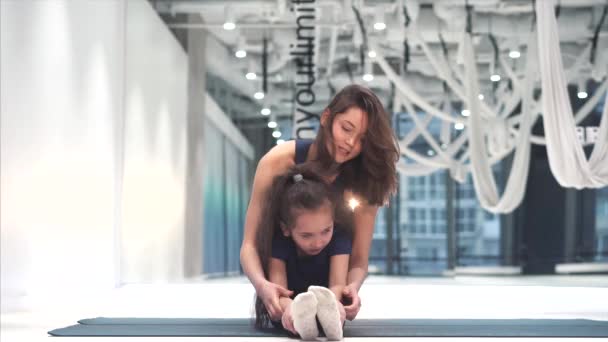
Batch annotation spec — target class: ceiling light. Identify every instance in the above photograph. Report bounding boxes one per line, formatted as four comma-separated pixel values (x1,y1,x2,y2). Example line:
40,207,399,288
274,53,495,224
254,92,264,100
461,109,470,117
455,123,465,130
246,72,257,80
427,150,435,156
223,22,235,30
276,139,285,145
373,22,386,31
272,131,282,138
478,94,484,100
261,108,271,115
235,50,246,58
508,50,520,59
577,91,588,99
268,121,277,128
490,74,501,82
362,74,374,82
368,50,377,58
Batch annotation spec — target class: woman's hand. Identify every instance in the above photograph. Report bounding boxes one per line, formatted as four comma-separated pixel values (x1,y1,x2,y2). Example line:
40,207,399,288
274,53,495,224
342,284,361,321
281,303,297,335
258,280,293,320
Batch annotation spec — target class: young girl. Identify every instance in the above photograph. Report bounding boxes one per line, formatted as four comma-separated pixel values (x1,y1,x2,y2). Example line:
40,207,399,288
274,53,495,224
254,164,350,340
241,84,399,322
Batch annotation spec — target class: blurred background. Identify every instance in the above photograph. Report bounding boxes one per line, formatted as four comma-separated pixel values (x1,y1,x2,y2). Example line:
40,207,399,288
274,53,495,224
1,0,607,314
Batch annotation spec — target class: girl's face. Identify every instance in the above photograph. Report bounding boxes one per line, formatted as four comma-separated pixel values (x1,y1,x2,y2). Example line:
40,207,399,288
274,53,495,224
323,106,369,164
283,203,334,256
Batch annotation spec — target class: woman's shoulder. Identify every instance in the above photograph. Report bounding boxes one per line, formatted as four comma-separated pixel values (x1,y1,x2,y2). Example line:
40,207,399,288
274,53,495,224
257,140,297,177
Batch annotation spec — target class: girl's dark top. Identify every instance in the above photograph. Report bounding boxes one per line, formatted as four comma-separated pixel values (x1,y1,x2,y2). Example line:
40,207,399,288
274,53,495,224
269,140,353,296
271,231,351,296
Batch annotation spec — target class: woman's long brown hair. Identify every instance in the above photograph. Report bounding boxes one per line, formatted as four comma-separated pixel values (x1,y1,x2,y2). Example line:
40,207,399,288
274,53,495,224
254,163,337,328
314,84,399,206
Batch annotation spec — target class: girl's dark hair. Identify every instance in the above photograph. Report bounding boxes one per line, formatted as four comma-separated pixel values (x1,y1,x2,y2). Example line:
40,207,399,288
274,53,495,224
314,84,399,205
254,163,337,329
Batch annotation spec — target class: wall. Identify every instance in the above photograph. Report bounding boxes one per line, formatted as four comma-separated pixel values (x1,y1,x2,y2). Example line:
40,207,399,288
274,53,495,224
119,0,188,283
0,0,124,297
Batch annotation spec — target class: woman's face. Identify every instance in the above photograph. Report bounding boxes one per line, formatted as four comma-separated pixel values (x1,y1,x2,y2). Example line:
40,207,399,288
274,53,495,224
326,106,369,164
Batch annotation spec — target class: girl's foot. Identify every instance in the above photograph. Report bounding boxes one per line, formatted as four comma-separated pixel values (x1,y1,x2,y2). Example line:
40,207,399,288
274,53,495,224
308,286,343,340
291,292,319,340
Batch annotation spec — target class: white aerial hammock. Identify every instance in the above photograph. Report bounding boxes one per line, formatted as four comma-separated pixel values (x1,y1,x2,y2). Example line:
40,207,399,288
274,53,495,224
463,30,536,213
371,3,607,212
535,0,608,189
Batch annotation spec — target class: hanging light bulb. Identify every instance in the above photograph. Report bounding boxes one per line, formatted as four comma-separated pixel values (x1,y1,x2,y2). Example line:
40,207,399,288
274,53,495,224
223,7,235,30
373,7,386,31
508,40,520,59
235,35,246,58
577,79,588,99
245,60,256,80
272,130,282,138
362,58,373,82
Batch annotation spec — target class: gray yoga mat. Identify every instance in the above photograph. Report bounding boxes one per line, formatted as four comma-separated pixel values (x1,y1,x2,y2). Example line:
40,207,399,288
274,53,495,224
48,317,608,337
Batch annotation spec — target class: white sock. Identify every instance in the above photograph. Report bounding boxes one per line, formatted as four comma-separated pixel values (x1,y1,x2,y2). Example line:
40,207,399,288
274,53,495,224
291,292,319,341
308,286,343,341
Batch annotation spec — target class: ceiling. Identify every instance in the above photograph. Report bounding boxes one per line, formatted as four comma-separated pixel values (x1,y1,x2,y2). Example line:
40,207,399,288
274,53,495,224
151,0,608,120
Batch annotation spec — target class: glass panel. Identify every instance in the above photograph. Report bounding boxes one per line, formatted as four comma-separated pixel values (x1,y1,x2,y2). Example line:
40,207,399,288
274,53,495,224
596,187,608,261
224,143,241,274
399,172,447,275
454,172,502,267
203,120,225,275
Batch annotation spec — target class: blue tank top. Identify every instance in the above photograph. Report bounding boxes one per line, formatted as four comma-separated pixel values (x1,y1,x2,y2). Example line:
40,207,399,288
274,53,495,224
294,139,344,189
295,139,313,165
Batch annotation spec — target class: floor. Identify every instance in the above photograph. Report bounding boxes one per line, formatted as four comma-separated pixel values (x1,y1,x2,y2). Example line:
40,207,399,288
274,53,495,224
2,275,607,341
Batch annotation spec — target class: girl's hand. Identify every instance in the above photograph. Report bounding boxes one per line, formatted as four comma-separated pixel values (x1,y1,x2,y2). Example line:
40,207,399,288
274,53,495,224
281,304,297,335
342,284,361,321
258,280,293,320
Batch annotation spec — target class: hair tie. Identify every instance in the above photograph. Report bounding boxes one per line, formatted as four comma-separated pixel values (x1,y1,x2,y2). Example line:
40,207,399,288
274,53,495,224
293,174,304,183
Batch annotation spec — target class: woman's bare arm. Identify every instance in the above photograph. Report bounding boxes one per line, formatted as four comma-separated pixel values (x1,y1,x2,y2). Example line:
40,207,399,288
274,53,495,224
240,141,295,317
348,201,378,290
268,258,293,310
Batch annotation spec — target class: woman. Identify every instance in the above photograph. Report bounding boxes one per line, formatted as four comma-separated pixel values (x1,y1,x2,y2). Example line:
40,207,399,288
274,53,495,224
240,84,399,322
